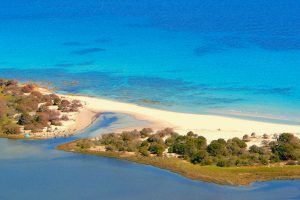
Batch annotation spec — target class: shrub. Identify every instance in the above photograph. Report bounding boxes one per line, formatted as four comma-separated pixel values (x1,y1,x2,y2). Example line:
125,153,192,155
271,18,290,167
139,146,150,156
50,120,62,126
190,150,208,164
140,128,153,138
249,145,264,154
263,134,269,139
216,159,228,167
207,139,228,156
5,80,18,86
243,134,250,142
53,97,61,105
37,105,49,112
148,142,165,156
35,112,50,126
272,144,297,160
18,113,33,125
3,123,20,134
21,84,35,93
61,115,69,121
105,145,116,151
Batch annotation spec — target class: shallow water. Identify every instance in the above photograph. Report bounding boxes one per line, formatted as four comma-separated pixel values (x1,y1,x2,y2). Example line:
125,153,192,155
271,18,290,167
0,0,300,123
0,113,300,200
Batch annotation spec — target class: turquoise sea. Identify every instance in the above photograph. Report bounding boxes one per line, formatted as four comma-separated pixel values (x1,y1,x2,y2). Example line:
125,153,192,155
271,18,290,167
0,0,300,124
1,1,300,199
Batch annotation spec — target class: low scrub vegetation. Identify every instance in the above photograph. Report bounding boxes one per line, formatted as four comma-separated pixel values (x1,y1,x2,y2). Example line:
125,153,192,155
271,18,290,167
0,79,82,135
74,128,300,167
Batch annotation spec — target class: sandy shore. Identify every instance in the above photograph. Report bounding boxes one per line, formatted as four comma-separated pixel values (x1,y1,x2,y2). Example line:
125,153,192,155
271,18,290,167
14,88,99,139
63,94,300,142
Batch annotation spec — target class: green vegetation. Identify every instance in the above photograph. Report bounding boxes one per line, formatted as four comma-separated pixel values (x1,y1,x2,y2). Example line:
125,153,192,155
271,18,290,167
67,128,300,167
57,128,300,185
0,79,82,137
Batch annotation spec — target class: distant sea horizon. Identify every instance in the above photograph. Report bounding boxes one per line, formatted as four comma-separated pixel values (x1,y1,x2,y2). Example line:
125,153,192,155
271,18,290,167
1,0,300,125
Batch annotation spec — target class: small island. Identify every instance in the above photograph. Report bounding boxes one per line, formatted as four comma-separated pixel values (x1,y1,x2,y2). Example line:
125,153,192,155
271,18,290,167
58,128,300,186
0,79,96,139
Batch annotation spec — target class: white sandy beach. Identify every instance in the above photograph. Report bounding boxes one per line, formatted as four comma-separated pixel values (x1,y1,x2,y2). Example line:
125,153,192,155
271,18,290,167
63,94,300,143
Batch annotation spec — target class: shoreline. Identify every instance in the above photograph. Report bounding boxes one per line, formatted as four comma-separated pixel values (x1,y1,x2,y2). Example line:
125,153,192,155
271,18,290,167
3,86,300,141
62,93,300,143
57,140,300,186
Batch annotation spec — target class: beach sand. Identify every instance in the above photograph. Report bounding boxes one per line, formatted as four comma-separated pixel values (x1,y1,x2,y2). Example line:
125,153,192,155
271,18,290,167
63,94,300,143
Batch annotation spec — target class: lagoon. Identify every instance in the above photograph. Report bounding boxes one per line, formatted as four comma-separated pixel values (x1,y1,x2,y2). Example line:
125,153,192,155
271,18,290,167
0,113,300,200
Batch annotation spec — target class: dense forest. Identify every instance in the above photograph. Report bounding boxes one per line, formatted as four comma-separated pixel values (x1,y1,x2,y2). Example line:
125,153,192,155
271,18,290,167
76,128,300,167
0,79,82,135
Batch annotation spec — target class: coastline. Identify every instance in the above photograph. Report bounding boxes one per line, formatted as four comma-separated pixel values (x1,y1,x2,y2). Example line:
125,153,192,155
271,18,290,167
3,85,300,141
57,140,300,186
2,83,300,186
62,93,300,143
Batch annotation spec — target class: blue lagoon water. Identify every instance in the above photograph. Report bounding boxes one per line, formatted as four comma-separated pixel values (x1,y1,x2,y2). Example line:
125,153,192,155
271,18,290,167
1,113,300,200
1,1,300,199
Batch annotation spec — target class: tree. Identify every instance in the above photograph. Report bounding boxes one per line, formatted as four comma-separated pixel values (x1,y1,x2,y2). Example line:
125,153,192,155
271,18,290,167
272,144,297,160
207,139,228,156
249,145,265,155
227,137,247,156
190,150,208,164
148,142,165,156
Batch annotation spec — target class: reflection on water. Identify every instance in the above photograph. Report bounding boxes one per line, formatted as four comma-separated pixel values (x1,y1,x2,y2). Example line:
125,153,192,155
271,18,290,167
0,113,300,200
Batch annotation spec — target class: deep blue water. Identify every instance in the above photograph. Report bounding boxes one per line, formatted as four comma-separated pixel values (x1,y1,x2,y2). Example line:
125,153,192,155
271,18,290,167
1,113,300,200
0,0,299,124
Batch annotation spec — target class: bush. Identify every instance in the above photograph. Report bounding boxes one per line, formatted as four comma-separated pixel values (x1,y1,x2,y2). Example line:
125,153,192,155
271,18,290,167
140,128,153,138
105,145,116,151
148,142,165,156
3,123,20,134
50,120,62,126
61,115,69,121
243,134,250,142
216,159,228,167
53,97,61,106
249,145,264,154
18,113,33,125
139,146,150,156
272,144,297,160
77,139,93,149
21,84,35,93
190,150,208,164
35,112,50,126
207,139,227,156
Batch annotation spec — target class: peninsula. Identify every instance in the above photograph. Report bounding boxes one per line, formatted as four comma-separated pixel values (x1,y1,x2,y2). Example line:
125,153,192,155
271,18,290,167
2,78,300,186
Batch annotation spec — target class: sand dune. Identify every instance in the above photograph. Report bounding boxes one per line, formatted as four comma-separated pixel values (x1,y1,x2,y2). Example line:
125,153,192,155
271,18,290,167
63,94,300,142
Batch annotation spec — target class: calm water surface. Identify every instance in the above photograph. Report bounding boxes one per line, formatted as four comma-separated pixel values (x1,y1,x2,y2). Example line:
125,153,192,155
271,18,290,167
0,0,300,123
0,113,300,200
